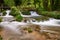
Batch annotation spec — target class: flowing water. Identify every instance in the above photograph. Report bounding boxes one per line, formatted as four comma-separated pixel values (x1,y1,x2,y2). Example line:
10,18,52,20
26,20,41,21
2,10,14,22
0,11,60,40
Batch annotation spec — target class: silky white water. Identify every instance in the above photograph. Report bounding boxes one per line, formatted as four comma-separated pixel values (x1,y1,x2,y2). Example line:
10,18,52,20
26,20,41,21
2,10,14,22
0,10,27,34
0,11,60,34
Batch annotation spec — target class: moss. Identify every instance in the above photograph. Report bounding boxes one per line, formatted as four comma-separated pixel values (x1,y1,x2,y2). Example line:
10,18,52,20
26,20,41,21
0,17,2,22
15,15,23,22
23,27,33,33
27,28,33,33
22,11,31,15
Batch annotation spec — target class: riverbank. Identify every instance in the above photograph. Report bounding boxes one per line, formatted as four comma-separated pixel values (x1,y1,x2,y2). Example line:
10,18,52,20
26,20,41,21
0,24,60,40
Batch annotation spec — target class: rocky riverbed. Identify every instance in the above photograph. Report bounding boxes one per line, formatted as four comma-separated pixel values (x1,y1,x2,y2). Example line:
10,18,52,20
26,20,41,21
0,24,60,40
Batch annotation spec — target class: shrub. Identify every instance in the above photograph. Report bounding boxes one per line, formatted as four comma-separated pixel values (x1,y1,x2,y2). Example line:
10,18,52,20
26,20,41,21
27,28,33,33
10,6,20,16
15,15,23,22
39,11,60,19
10,6,23,22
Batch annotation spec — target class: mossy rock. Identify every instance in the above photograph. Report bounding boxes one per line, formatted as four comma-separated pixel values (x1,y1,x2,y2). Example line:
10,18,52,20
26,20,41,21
15,15,23,22
23,27,33,33
27,28,33,33
2,10,7,16
0,17,2,22
22,11,31,15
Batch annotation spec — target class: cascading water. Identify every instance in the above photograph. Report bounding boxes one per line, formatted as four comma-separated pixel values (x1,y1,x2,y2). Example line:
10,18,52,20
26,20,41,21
0,21,28,34
0,10,28,34
0,11,40,35
30,11,60,26
2,10,14,22
0,10,60,40
6,10,10,16
30,11,60,33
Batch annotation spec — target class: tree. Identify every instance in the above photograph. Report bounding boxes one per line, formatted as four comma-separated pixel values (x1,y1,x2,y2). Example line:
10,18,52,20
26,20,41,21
4,0,15,7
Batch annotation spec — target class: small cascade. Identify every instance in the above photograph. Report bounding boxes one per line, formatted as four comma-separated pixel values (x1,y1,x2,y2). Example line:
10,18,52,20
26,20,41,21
5,10,11,16
2,10,14,22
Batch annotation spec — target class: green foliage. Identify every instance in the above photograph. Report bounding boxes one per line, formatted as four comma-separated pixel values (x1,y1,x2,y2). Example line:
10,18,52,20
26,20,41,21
15,15,23,22
10,7,20,16
4,0,60,11
2,10,6,16
3,0,60,19
36,7,45,12
0,17,2,22
14,0,22,6
10,6,23,22
22,11,31,15
40,11,60,19
4,0,15,7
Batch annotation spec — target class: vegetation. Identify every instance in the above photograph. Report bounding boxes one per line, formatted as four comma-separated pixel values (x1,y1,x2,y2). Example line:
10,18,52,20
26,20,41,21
0,17,2,22
15,15,23,22
23,27,33,33
2,10,6,16
10,6,23,22
10,6,20,16
3,0,60,11
39,11,60,19
22,11,31,15
4,0,15,7
27,28,33,33
0,35,2,40
3,0,60,19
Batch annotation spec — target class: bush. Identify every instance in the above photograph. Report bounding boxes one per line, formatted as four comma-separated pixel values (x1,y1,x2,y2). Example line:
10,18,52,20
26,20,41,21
10,6,23,22
15,15,23,22
10,6,20,16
